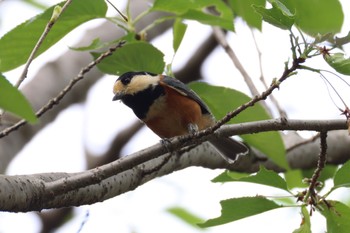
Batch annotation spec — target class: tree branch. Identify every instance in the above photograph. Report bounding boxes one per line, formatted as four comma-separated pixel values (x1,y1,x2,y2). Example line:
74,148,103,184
212,27,270,112
0,41,126,139
0,118,347,212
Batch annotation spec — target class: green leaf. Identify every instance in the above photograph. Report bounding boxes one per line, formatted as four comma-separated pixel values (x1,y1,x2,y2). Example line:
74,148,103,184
23,0,48,10
0,0,107,72
212,170,250,182
313,33,335,44
0,74,37,123
324,53,350,76
152,0,234,31
92,42,165,75
213,166,289,192
253,1,294,30
70,33,137,52
167,207,205,229
70,38,104,51
152,0,195,14
333,160,350,189
199,196,283,227
282,0,343,36
335,31,350,48
319,200,350,233
284,169,307,189
229,0,266,30
189,82,288,170
293,206,311,233
173,19,187,53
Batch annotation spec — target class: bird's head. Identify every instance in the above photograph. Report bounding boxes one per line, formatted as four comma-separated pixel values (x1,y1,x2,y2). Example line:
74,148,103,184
112,71,159,101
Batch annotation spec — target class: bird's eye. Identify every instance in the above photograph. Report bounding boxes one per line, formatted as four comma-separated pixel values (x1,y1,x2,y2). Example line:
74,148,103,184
121,77,131,85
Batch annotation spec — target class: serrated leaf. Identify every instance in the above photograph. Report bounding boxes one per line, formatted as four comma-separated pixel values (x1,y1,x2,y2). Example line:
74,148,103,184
0,0,107,72
173,19,187,53
152,0,234,31
333,160,350,189
291,0,343,36
189,82,288,170
199,197,283,227
293,206,311,233
213,166,289,192
253,1,294,30
92,42,165,75
324,53,350,76
319,200,350,233
167,207,205,229
0,74,37,123
229,0,266,30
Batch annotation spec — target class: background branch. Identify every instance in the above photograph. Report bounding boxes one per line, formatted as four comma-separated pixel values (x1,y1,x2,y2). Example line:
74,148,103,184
212,27,269,111
0,41,126,138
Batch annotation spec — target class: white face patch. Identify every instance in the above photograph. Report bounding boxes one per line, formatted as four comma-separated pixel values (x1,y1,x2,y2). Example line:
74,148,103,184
125,74,160,95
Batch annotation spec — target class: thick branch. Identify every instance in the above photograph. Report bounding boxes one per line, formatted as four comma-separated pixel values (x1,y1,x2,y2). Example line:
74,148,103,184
0,118,347,212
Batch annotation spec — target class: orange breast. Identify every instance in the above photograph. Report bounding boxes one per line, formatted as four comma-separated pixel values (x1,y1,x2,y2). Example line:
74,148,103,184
143,84,214,138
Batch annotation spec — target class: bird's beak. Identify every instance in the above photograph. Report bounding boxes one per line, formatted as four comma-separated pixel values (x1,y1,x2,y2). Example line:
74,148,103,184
112,92,124,101
112,80,124,101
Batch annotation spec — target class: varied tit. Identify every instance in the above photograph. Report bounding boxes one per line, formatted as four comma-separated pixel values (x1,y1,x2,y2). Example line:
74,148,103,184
112,71,248,162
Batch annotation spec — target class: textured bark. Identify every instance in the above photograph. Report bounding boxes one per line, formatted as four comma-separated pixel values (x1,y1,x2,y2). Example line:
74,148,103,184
0,119,348,212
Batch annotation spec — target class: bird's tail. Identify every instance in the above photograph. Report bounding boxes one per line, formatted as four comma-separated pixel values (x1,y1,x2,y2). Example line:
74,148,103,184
209,137,249,163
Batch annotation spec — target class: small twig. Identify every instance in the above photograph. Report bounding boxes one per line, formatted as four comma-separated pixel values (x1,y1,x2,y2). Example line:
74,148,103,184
15,0,73,88
105,0,128,22
309,131,328,191
251,29,287,118
0,1,73,123
302,131,328,213
212,27,273,117
287,133,320,152
196,55,305,139
0,41,126,138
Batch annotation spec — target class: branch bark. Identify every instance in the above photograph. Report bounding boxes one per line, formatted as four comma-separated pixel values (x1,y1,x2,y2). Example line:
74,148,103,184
0,119,347,212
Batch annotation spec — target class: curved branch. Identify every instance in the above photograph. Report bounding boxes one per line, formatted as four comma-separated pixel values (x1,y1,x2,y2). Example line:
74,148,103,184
0,41,126,138
0,118,347,212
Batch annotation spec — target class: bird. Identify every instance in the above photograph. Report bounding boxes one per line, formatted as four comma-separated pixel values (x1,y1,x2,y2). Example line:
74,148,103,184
112,71,249,162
